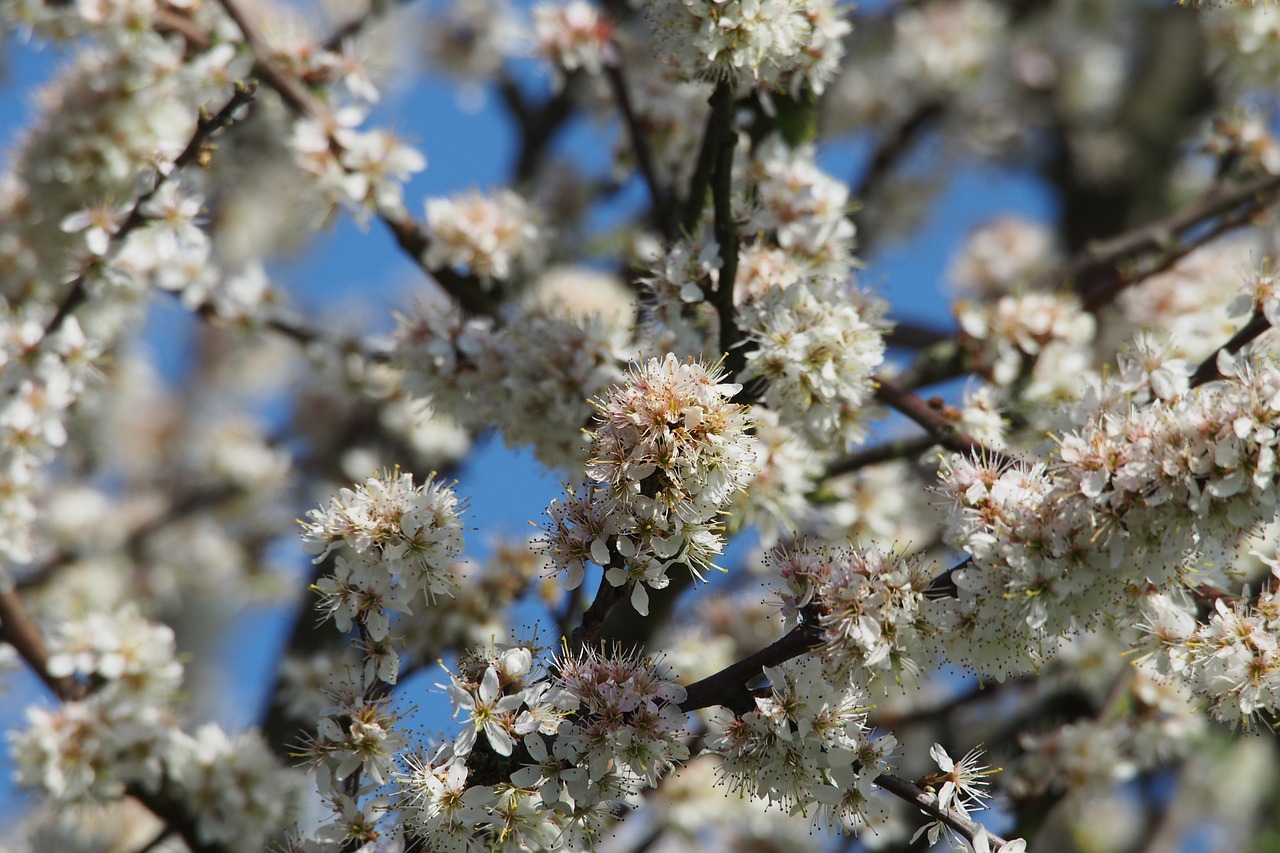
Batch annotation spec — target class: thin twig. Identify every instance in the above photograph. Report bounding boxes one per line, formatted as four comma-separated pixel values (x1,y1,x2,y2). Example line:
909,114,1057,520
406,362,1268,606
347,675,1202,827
41,81,258,343
681,81,734,237
873,377,1012,466
605,62,671,235
873,771,1014,850
1189,309,1272,387
823,433,939,480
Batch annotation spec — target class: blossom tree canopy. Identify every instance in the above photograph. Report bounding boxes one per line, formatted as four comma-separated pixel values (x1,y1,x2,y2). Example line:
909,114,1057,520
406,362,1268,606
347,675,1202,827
3,0,1280,851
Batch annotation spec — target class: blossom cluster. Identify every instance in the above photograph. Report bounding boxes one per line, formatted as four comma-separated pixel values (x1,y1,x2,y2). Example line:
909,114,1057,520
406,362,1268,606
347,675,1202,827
1136,585,1280,730
544,354,759,614
646,0,849,95
955,290,1096,387
707,655,895,831
740,138,859,279
740,275,888,451
400,643,689,849
300,468,465,683
9,606,300,848
771,541,937,688
290,110,427,222
9,0,1280,851
423,188,544,283
936,330,1280,680
533,1,618,82
394,288,633,470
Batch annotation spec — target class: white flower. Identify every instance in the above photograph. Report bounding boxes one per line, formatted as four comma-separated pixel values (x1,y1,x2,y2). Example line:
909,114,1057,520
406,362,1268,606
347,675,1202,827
424,189,542,281
447,665,527,757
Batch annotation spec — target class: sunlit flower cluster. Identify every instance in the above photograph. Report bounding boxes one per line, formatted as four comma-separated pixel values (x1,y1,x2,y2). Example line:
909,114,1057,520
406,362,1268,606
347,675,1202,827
1136,586,1280,729
707,655,894,830
892,0,1007,93
9,1,1280,851
10,607,300,846
740,276,887,451
164,724,303,849
936,339,1280,679
544,354,758,614
741,137,858,278
771,541,937,687
546,645,689,789
956,291,1096,387
394,297,632,469
646,0,848,94
424,188,543,282
290,110,426,222
533,1,617,82
1116,238,1256,362
948,216,1058,299
300,469,466,670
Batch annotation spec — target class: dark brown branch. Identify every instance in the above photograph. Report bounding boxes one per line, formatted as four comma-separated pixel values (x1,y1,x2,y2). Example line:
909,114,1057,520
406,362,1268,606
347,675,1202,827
681,81,734,236
498,73,576,188
849,101,943,247
706,82,747,377
924,557,971,601
885,319,955,350
569,575,626,652
873,771,1014,850
321,0,419,53
0,589,82,700
1189,308,1272,387
1048,171,1280,311
605,62,672,234
216,0,317,115
823,433,939,480
873,378,1012,466
679,623,823,714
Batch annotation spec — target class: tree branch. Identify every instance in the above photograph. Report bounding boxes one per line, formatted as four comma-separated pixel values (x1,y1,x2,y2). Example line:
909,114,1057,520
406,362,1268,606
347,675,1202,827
569,574,626,653
849,101,943,249
681,80,734,237
41,81,258,343
0,588,81,700
706,82,747,377
679,623,823,714
823,433,939,480
873,377,1012,466
873,771,1014,850
605,62,671,235
204,0,497,317
1047,172,1280,311
1189,308,1272,387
